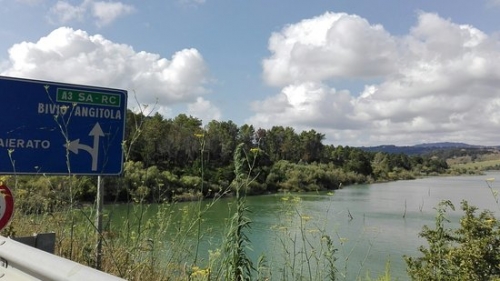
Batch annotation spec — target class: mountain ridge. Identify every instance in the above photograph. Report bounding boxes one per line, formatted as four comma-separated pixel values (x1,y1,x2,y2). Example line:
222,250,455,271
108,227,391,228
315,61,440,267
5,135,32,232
358,142,498,155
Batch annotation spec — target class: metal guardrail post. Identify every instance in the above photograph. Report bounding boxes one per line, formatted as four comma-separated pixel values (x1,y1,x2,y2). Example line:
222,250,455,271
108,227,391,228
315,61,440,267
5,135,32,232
12,233,56,253
0,235,126,281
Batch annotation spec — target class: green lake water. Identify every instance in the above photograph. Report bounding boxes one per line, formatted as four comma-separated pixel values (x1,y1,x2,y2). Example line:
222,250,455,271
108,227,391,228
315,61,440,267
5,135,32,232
106,171,500,280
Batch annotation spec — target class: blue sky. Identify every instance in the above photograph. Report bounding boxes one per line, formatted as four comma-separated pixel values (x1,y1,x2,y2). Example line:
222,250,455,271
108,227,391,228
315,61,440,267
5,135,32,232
1,0,500,146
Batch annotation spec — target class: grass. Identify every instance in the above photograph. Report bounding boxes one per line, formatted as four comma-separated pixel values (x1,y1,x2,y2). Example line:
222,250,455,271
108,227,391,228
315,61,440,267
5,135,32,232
450,159,500,171
447,153,500,170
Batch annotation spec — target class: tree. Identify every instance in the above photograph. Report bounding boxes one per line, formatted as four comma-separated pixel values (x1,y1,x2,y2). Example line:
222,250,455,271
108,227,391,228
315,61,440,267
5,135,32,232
237,124,256,148
344,149,373,176
372,152,390,179
422,157,449,174
170,114,203,169
405,200,500,281
260,126,285,162
280,127,301,162
140,113,169,168
299,129,324,163
329,145,349,168
205,120,239,166
124,110,145,162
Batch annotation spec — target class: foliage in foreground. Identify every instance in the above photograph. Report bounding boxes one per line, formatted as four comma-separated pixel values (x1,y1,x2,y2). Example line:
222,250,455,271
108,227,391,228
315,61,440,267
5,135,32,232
4,158,500,281
405,200,500,281
6,185,500,280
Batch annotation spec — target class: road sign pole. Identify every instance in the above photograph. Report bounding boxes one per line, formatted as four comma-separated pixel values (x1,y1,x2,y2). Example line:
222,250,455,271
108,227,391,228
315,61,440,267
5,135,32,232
95,175,103,270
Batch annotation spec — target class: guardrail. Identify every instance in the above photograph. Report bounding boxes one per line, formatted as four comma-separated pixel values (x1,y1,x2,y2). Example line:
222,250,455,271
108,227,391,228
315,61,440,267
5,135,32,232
0,235,126,281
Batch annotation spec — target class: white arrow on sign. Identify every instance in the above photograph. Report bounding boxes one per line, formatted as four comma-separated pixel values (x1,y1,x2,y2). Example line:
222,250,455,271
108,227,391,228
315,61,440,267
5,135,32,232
64,122,104,171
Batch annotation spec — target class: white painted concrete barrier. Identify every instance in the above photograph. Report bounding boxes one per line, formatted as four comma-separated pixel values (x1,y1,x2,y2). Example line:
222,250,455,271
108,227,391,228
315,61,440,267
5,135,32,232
0,236,126,281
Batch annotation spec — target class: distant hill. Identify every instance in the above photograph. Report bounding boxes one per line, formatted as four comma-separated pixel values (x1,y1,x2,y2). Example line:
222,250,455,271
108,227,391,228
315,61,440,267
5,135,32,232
413,142,481,148
359,142,491,155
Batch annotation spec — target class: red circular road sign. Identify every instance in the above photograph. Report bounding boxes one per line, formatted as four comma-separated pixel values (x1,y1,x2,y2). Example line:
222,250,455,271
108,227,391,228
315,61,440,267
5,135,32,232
0,184,14,231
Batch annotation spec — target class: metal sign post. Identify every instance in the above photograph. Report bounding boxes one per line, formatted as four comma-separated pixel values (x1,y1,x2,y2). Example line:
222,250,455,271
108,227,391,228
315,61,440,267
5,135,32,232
96,175,104,270
0,76,127,276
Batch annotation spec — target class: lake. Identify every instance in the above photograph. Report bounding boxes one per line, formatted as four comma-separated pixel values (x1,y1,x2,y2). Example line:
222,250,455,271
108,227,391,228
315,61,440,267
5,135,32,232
107,171,500,280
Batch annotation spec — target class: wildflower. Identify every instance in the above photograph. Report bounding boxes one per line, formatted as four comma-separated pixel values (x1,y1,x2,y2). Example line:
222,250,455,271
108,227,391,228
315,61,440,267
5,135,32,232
301,215,312,222
191,266,210,279
209,248,221,260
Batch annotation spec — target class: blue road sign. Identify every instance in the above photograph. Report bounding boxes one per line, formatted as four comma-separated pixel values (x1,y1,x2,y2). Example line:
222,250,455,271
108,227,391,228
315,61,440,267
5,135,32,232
0,76,127,175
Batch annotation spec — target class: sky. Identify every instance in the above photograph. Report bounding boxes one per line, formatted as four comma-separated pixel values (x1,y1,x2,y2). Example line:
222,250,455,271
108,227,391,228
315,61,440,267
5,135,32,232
1,0,500,147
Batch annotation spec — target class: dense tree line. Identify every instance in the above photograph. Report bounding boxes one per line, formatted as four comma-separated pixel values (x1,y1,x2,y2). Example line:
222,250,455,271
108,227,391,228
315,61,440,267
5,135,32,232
10,111,450,211
106,111,448,203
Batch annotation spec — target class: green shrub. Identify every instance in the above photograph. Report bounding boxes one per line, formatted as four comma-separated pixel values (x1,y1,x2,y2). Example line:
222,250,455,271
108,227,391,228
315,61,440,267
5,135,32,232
405,200,500,281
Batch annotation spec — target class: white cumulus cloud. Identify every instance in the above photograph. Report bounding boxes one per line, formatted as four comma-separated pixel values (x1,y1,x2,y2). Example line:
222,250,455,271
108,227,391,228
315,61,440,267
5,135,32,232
262,12,397,87
250,82,356,130
1,27,219,119
187,97,222,123
49,0,87,23
48,0,134,26
251,11,500,146
91,1,135,27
